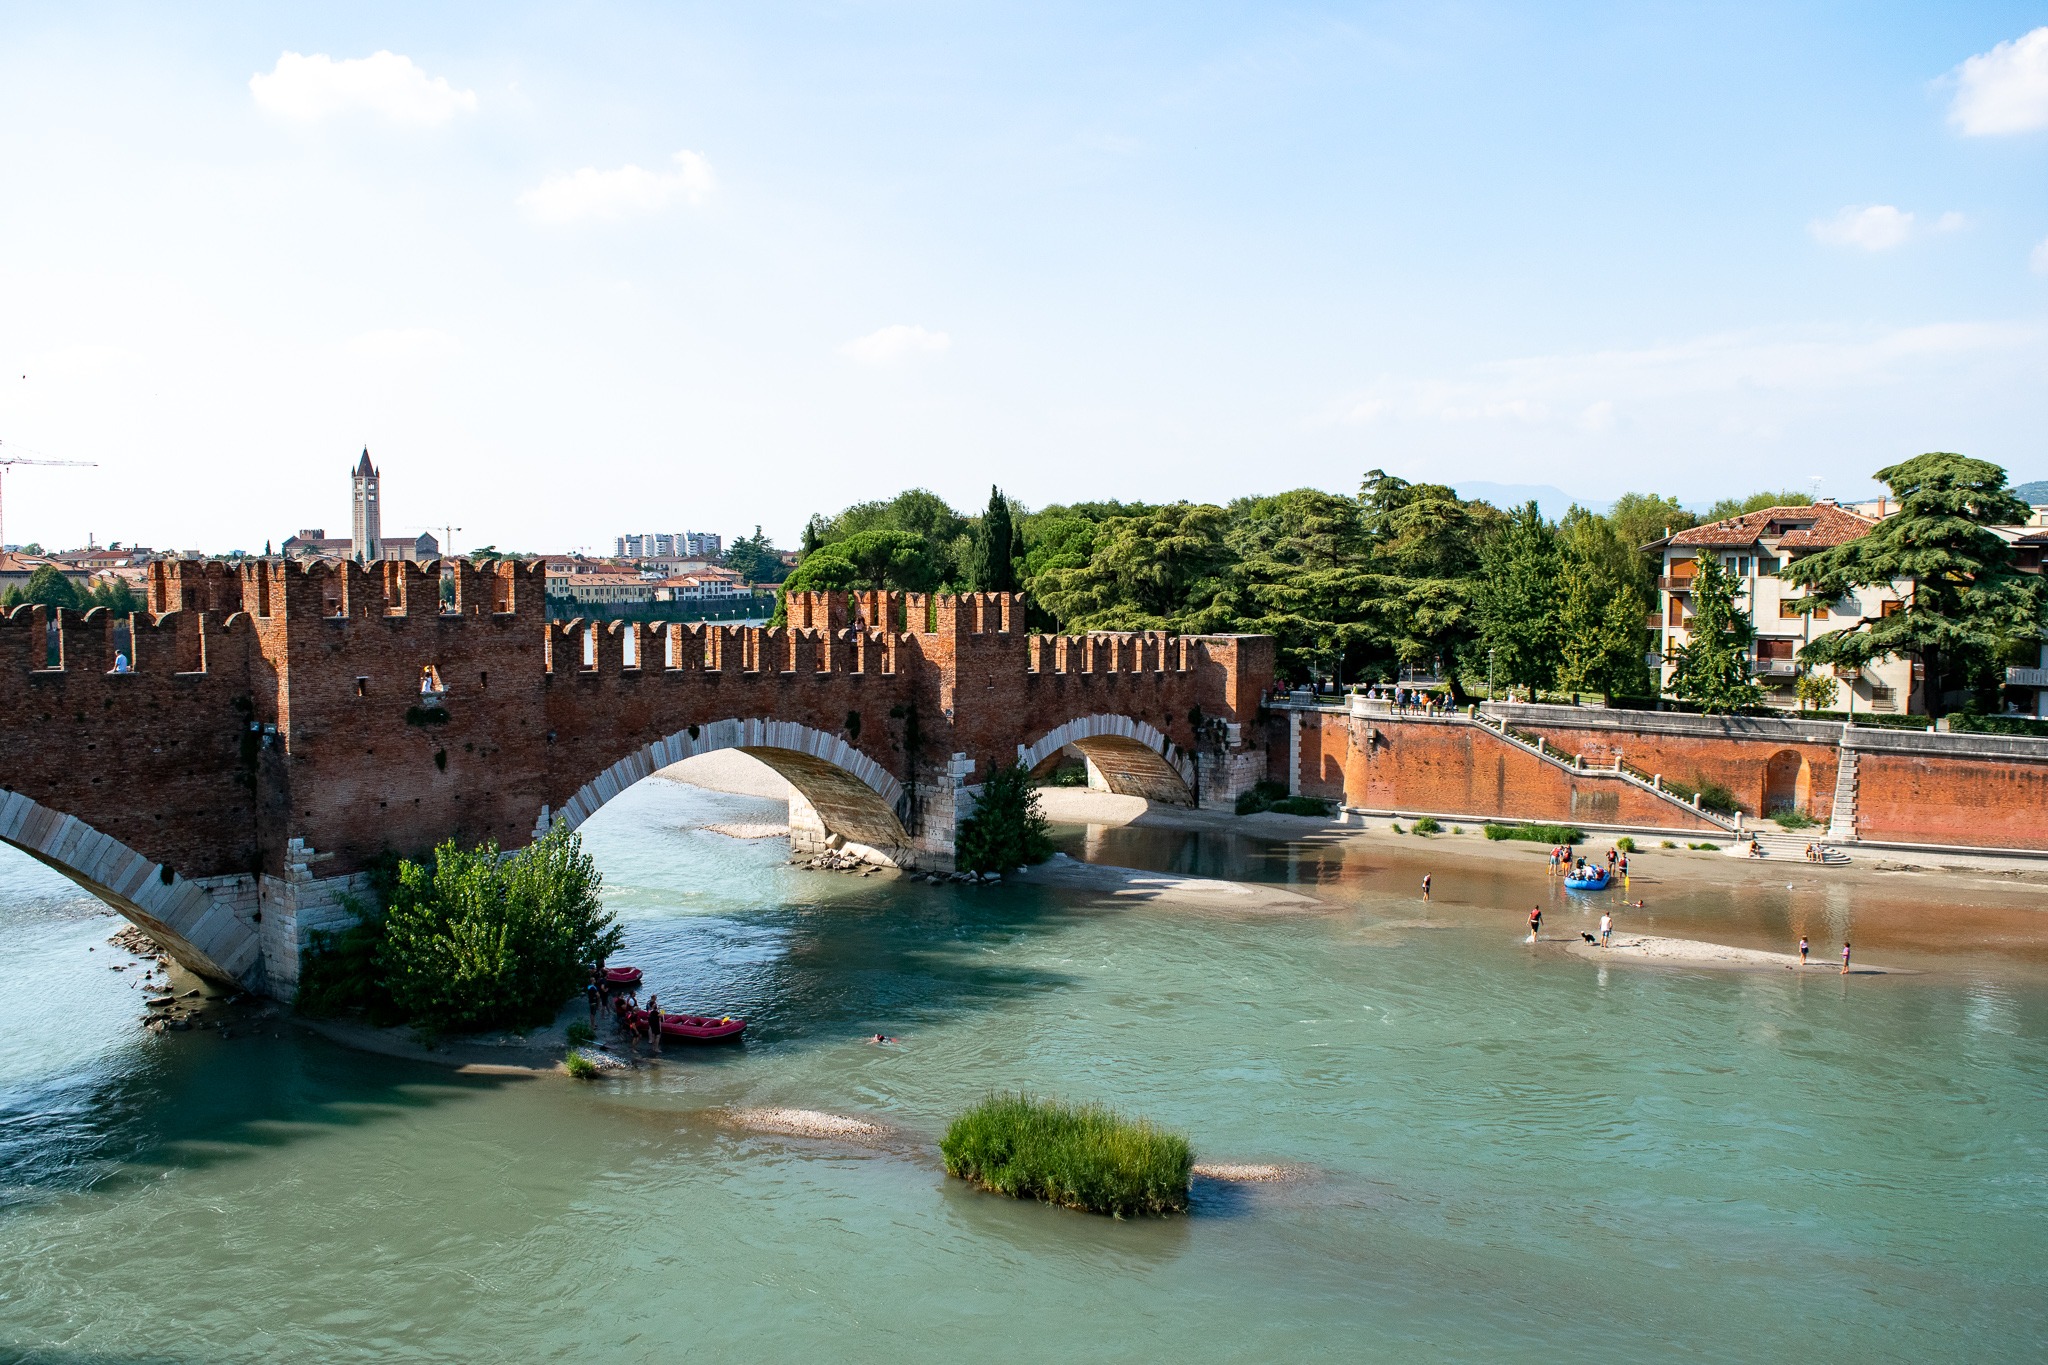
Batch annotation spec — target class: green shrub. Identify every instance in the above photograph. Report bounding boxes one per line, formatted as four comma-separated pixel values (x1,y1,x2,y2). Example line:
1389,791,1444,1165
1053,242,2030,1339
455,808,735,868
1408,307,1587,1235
566,1020,595,1046
1661,840,1678,848
1042,763,1089,788
375,825,622,1033
1663,774,1738,814
957,763,1055,873
1483,822,1585,845
1614,836,1636,853
564,1051,600,1080
940,1092,1192,1217
1390,821,1405,834
1233,781,1295,816
1773,810,1818,830
1413,816,1443,834
1688,842,1721,851
296,900,403,1023
1267,795,1333,817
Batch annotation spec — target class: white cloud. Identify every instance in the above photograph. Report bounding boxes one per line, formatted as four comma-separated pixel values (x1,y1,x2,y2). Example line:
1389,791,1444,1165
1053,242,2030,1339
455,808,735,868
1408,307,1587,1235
1933,211,1967,234
839,324,952,365
1948,27,2048,135
1334,321,2044,429
517,152,715,223
1810,204,1917,251
344,327,463,362
250,51,477,126
2032,236,2048,275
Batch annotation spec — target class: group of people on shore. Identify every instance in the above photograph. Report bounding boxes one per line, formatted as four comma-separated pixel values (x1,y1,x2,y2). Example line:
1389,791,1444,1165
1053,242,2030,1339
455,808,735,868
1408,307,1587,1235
1549,845,1629,880
585,966,666,1054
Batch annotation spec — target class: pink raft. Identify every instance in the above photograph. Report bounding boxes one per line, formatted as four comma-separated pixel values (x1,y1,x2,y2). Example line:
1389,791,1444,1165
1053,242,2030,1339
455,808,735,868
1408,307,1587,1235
632,1010,747,1044
602,966,643,988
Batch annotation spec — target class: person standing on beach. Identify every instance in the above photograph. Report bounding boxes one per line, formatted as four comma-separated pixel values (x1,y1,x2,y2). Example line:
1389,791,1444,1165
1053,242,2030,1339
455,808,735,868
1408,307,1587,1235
586,979,601,1029
1529,905,1542,939
1421,874,1431,901
1840,941,1852,975
1799,936,1810,965
1599,911,1612,947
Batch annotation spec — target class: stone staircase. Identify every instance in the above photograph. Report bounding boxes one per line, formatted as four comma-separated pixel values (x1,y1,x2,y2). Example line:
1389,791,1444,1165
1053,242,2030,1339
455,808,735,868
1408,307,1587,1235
1736,829,1851,865
1826,747,1859,843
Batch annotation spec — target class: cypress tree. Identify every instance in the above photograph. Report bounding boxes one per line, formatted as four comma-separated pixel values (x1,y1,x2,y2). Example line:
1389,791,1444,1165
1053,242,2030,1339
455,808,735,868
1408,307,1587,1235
973,486,1019,592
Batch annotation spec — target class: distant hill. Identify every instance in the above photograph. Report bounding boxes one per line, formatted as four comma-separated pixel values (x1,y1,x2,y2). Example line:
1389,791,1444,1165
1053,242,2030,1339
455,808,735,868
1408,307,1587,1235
1453,482,1591,519
2014,480,2048,505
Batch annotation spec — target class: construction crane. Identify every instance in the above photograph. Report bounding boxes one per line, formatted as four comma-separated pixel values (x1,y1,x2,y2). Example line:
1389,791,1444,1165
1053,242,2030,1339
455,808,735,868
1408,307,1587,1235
0,443,98,550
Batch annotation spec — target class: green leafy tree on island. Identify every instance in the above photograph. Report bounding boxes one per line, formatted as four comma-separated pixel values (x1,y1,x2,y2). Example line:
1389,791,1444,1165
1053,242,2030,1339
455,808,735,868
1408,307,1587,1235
955,763,1054,873
1667,555,1762,712
1782,453,2041,713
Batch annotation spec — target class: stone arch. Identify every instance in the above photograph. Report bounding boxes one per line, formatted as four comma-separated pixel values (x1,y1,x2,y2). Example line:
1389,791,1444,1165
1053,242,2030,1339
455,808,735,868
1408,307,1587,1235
1763,748,1808,814
543,717,912,863
1015,714,1196,806
0,789,260,986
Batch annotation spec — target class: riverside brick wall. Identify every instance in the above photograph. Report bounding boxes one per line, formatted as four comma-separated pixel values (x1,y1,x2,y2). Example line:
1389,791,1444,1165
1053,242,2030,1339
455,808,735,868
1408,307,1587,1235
1280,700,2048,850
1850,744,2048,849
1284,709,1727,833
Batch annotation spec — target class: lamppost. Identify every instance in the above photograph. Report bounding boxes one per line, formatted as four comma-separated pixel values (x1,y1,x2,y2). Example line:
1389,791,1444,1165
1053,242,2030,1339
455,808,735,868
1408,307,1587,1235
1488,647,1497,703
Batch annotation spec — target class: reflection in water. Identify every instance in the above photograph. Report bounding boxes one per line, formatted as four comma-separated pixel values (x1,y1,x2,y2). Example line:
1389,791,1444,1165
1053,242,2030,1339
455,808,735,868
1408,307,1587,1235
0,780,2041,1362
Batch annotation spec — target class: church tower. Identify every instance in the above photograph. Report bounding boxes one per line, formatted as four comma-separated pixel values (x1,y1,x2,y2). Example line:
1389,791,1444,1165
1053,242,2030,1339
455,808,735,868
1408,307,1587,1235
350,449,381,561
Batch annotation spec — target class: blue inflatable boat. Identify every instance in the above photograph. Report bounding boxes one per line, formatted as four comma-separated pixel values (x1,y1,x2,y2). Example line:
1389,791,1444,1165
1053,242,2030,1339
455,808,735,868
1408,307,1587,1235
1563,867,1611,890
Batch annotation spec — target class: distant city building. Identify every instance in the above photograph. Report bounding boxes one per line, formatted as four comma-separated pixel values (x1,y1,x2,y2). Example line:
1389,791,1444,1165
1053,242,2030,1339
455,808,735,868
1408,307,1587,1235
615,532,722,560
280,451,440,563
544,557,654,607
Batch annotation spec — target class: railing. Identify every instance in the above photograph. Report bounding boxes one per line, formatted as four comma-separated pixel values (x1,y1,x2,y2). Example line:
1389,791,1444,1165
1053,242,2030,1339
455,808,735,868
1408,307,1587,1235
1752,659,1800,678
1658,575,1694,592
1465,709,1741,833
2006,666,2048,688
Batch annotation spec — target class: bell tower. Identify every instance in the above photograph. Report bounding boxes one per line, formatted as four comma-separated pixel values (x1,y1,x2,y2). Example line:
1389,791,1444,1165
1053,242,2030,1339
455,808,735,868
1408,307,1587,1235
350,449,381,561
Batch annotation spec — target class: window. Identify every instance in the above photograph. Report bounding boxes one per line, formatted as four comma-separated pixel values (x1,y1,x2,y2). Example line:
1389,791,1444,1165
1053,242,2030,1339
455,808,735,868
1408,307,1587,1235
1755,638,1795,660
1668,597,1686,627
1779,600,1801,618
1880,599,1903,617
1758,556,1779,575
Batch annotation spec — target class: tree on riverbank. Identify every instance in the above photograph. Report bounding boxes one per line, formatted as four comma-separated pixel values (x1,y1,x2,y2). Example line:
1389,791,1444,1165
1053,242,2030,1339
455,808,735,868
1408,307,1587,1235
955,763,1054,873
1783,453,2041,713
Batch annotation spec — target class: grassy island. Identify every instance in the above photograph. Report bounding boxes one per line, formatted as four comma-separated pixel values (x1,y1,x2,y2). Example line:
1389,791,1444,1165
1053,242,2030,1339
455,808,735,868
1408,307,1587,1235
940,1093,1193,1217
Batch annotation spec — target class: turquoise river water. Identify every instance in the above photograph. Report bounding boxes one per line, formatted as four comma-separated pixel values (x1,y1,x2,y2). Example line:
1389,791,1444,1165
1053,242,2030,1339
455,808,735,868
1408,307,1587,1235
0,778,2044,1362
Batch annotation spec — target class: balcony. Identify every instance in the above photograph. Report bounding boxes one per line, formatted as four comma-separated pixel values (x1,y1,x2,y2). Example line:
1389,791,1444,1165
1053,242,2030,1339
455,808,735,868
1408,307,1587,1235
1658,575,1694,592
2007,666,2048,688
1752,659,1800,678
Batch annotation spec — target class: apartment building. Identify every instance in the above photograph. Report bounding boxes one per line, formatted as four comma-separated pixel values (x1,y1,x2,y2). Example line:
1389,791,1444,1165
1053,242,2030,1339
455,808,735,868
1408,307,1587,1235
1650,503,1918,713
616,532,723,560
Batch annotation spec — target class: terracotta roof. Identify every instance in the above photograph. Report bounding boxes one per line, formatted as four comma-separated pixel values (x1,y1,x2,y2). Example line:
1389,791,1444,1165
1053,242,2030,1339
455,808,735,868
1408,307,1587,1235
1668,505,1873,551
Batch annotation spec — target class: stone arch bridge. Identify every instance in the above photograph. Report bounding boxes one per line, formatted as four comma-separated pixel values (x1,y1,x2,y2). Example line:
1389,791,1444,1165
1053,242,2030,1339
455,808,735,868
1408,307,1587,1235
0,559,1272,998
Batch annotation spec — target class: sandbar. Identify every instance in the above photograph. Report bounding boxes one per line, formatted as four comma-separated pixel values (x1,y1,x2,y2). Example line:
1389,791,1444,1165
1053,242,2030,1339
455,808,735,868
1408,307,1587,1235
1566,933,1902,975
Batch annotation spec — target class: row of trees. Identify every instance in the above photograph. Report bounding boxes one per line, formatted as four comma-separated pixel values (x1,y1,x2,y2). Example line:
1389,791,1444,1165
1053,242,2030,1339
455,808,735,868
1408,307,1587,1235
1,564,140,615
772,454,2043,714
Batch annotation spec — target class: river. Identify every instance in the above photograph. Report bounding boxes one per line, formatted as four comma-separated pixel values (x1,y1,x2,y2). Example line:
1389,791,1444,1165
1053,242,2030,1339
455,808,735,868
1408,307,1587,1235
0,778,2043,1362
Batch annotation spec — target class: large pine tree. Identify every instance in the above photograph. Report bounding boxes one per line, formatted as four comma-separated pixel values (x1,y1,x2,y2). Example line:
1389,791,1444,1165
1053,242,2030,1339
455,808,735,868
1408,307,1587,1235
1782,453,2040,712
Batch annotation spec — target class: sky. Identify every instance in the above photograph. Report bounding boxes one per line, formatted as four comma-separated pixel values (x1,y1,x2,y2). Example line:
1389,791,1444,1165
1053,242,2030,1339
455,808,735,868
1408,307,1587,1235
0,3,2045,554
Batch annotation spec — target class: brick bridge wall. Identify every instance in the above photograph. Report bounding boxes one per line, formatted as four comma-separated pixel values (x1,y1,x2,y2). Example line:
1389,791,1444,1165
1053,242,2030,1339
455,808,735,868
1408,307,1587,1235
0,560,1274,995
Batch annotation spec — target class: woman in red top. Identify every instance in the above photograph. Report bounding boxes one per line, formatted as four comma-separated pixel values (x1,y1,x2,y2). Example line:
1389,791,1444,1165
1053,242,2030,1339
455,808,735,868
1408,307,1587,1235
1528,905,1542,939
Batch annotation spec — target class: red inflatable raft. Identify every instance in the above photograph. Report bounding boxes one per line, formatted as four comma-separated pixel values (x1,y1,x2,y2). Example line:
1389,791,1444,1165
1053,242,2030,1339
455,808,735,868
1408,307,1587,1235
602,966,643,987
632,1010,746,1043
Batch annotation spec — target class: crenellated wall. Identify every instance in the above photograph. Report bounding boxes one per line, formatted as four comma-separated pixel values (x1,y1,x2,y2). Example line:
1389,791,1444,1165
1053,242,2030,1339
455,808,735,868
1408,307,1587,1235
0,573,1274,996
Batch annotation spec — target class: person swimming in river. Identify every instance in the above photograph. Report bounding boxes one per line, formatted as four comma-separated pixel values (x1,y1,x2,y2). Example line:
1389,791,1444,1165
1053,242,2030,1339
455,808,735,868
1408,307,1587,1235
867,1033,898,1044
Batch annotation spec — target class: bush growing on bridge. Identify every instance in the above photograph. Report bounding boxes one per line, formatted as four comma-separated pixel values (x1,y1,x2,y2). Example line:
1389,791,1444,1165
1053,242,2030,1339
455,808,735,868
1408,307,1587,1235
940,1092,1192,1217
298,826,622,1034
956,763,1055,873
